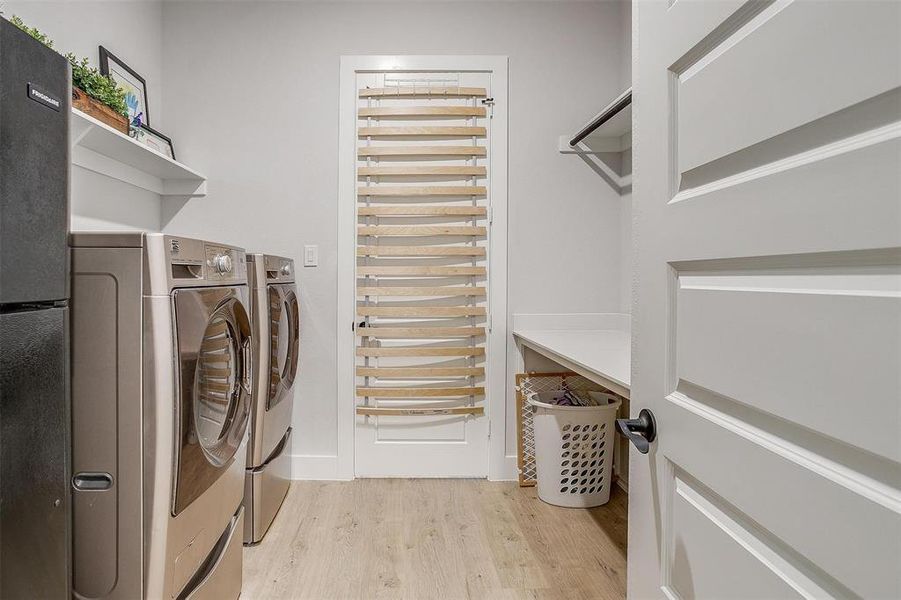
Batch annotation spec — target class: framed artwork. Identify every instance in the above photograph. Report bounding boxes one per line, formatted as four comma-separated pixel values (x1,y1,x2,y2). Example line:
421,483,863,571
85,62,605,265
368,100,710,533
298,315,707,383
133,125,175,160
99,46,150,126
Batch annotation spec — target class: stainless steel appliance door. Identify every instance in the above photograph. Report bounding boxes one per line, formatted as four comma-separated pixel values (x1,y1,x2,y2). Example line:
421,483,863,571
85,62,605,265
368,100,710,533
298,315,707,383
266,283,299,410
0,306,70,598
173,287,251,516
0,19,70,305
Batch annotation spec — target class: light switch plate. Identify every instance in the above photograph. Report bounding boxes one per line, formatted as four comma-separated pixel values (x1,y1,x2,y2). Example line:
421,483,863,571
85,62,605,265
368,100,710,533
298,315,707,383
303,244,318,267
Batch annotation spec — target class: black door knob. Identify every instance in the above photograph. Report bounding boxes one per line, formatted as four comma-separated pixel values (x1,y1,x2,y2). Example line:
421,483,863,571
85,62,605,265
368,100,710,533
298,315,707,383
615,409,657,454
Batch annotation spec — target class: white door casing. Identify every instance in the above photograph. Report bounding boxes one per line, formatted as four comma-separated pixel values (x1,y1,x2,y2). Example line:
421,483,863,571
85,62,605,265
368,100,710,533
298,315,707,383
338,56,508,480
630,2,900,599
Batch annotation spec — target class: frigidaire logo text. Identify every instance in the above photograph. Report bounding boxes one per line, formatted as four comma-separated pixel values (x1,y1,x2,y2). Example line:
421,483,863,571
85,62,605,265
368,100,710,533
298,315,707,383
31,88,59,107
27,83,61,112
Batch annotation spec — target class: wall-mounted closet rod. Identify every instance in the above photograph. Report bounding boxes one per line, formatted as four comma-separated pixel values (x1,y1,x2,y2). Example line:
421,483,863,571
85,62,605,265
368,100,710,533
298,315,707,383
568,87,632,147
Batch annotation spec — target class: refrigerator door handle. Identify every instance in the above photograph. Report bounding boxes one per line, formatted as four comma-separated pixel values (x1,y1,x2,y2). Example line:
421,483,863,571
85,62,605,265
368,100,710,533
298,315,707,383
72,472,113,491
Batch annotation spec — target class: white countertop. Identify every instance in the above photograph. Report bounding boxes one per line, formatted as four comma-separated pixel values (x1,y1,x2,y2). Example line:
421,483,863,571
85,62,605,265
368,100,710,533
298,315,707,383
513,327,631,398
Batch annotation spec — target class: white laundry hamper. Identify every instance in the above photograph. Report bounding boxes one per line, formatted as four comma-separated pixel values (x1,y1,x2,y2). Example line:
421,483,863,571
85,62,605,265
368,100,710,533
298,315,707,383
527,390,622,508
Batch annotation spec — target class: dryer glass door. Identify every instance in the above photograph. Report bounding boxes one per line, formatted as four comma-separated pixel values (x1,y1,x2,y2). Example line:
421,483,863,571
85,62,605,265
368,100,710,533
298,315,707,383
173,288,251,516
267,284,299,410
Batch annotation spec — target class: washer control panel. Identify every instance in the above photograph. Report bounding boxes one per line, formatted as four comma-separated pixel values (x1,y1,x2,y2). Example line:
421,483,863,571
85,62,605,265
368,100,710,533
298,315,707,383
204,244,246,282
159,235,248,287
210,252,233,275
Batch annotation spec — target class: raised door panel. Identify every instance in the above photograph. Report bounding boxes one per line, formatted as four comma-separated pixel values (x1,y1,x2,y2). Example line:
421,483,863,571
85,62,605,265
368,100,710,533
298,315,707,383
676,1,901,176
676,262,901,460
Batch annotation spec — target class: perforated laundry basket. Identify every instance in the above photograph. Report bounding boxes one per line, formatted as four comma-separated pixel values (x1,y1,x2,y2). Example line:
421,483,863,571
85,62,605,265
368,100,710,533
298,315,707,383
527,391,621,508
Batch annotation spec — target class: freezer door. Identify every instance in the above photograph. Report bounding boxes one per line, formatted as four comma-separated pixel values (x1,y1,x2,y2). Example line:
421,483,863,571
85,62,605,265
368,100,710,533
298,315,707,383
0,306,70,598
0,19,71,305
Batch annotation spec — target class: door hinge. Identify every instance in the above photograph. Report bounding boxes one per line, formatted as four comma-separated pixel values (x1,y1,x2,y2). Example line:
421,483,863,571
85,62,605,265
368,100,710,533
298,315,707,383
487,313,492,333
487,421,491,439
487,206,494,225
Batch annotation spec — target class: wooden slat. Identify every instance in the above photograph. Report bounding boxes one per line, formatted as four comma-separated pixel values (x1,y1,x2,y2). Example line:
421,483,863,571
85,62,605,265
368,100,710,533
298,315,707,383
358,146,486,157
356,327,485,338
357,306,487,317
358,286,486,297
356,346,485,357
359,87,486,98
357,387,485,397
358,126,486,137
356,405,485,417
359,106,486,117
358,166,486,177
358,186,486,196
358,225,486,237
357,266,486,276
357,246,486,257
356,366,485,378
358,206,487,217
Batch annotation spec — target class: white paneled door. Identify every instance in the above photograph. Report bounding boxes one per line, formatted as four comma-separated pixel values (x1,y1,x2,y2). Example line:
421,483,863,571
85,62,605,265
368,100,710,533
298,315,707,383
340,59,507,478
631,1,900,598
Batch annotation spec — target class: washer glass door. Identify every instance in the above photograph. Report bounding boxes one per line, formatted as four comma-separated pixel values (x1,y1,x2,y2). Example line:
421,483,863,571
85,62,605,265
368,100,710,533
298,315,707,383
195,305,245,465
173,287,251,516
267,284,299,410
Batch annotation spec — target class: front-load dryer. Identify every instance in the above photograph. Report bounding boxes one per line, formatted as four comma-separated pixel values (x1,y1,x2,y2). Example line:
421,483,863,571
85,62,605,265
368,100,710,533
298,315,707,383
71,232,250,600
244,253,299,544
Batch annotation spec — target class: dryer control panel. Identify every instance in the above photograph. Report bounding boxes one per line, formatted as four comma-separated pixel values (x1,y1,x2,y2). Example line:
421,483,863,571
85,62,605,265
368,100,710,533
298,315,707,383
263,254,296,284
246,253,294,289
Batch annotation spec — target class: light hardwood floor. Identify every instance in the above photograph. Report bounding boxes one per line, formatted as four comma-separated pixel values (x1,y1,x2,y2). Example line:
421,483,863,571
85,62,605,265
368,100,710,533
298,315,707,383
243,480,627,600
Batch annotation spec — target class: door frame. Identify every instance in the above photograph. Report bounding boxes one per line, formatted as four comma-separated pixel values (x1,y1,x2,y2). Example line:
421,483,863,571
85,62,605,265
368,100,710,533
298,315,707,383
337,55,509,480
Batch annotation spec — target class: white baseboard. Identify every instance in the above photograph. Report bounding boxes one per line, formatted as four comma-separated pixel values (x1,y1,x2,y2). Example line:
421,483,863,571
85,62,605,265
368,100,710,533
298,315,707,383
290,454,350,481
291,454,518,482
489,454,519,482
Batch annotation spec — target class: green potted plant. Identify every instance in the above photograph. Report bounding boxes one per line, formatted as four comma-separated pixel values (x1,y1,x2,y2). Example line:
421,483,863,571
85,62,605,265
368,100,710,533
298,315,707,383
67,54,129,133
8,16,129,133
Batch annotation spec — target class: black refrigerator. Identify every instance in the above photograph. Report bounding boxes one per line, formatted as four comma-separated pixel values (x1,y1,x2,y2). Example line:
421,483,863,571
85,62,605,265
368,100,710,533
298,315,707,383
0,17,71,598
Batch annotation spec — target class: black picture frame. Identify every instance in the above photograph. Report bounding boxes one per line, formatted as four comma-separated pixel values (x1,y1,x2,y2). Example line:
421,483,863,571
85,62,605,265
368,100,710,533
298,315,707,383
136,124,175,161
99,46,150,126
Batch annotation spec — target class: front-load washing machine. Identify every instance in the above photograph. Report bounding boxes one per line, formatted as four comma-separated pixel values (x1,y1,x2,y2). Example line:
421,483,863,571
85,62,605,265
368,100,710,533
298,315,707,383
244,254,299,544
71,232,251,599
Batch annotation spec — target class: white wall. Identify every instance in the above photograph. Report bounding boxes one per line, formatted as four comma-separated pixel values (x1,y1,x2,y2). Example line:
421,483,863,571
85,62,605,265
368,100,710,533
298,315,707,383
158,0,628,478
620,0,632,91
5,1,164,231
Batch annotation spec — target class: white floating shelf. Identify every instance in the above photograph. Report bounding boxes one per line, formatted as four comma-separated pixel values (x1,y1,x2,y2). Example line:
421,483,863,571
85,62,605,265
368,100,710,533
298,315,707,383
71,108,207,198
559,87,632,155
513,325,631,399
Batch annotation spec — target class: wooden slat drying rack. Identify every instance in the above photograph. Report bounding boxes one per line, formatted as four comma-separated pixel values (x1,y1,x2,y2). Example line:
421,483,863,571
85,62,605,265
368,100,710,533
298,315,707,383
355,82,489,417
